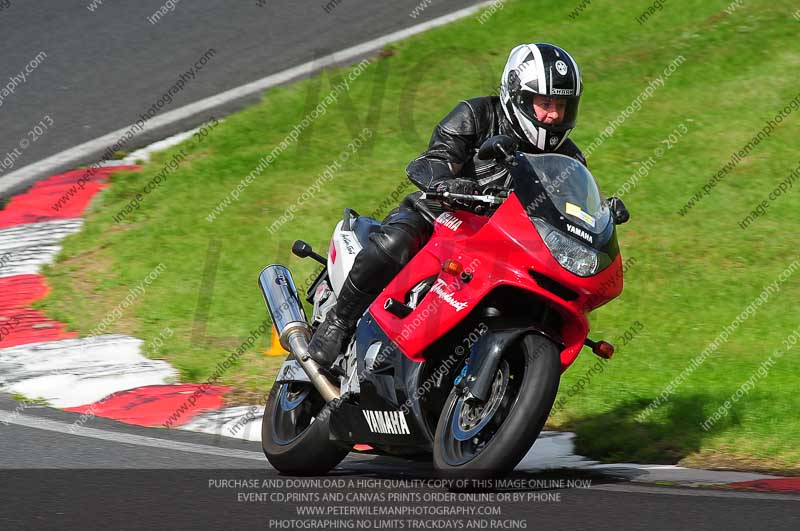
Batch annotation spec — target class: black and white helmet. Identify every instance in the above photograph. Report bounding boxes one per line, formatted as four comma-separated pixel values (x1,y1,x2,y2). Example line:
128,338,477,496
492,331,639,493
500,43,582,152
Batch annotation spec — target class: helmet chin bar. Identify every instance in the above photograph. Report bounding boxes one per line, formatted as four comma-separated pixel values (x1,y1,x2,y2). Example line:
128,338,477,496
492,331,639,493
518,112,549,151
514,107,575,152
503,95,574,153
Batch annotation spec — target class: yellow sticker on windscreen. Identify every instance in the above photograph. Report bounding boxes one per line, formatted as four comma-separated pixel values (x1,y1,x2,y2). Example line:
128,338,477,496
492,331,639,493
565,202,596,227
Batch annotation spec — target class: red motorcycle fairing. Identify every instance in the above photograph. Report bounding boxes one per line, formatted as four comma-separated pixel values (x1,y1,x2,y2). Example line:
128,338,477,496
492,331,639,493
368,192,623,372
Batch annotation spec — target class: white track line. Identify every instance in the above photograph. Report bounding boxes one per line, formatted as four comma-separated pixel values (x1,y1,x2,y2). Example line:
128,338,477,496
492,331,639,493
0,1,494,198
0,410,265,463
105,125,204,166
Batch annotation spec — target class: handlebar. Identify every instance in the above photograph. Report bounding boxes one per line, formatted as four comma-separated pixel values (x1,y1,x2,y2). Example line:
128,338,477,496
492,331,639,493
409,190,508,222
422,191,506,206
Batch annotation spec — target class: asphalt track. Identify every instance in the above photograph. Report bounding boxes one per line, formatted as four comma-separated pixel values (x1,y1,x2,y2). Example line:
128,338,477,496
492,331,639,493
1,394,798,530
0,0,486,196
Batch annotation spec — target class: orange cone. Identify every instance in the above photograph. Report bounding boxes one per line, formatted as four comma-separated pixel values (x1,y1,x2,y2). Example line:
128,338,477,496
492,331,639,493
264,326,287,357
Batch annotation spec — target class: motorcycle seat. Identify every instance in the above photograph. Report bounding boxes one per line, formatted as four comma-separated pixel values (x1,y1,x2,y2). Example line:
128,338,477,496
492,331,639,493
351,215,382,249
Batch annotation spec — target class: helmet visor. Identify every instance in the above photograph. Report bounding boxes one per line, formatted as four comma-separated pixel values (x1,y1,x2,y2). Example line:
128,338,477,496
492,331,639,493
515,92,580,132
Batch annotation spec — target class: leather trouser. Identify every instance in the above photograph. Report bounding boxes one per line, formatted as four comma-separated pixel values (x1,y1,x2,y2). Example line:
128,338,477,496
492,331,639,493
347,192,438,298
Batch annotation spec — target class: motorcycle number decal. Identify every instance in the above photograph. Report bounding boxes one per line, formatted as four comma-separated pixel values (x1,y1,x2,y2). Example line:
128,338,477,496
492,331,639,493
565,202,595,228
362,410,411,435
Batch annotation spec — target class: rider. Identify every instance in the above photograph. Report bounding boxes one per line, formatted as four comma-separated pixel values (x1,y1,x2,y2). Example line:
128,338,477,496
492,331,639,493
309,42,620,368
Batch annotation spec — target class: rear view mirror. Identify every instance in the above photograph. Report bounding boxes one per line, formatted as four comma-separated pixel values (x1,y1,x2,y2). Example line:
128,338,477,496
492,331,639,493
606,197,630,225
477,135,518,161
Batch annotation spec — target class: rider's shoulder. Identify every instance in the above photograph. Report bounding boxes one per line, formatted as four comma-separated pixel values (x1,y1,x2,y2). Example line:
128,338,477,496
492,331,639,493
462,96,501,125
439,97,497,135
462,96,499,114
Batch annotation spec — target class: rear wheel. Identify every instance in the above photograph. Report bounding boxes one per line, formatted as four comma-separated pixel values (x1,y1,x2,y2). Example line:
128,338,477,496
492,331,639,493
262,380,350,475
433,334,560,478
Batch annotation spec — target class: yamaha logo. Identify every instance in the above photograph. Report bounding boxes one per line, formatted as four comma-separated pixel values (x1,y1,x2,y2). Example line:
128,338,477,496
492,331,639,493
549,136,559,146
362,410,411,435
567,223,593,243
275,276,287,286
435,212,463,232
555,60,568,76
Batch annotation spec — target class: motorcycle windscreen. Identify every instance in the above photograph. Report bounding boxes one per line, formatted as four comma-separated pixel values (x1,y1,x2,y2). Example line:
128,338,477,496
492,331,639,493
519,154,610,232
511,153,617,252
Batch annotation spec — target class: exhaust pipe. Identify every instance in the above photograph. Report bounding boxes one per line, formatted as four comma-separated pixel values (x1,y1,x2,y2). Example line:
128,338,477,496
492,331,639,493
258,265,340,402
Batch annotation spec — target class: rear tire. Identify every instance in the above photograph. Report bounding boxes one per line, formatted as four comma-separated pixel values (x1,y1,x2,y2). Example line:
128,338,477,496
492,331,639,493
262,381,350,475
433,334,560,478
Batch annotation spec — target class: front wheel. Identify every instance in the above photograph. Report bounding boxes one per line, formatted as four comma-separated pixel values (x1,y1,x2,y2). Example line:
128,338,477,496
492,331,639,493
262,380,350,475
433,334,561,478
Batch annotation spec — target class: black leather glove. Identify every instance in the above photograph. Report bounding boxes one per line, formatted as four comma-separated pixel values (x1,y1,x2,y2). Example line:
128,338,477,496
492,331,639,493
605,196,630,224
434,178,479,196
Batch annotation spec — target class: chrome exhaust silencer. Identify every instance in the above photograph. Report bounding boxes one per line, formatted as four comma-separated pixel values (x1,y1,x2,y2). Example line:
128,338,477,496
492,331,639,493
258,265,340,402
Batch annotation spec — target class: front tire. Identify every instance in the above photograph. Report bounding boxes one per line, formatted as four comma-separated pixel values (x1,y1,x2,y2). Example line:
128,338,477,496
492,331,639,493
433,334,560,478
262,381,350,475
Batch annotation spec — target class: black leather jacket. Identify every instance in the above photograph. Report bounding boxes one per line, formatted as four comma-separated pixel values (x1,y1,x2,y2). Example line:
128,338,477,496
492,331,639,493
406,96,587,193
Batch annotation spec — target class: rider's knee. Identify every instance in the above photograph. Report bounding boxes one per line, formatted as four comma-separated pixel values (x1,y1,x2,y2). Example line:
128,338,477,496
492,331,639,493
370,224,420,265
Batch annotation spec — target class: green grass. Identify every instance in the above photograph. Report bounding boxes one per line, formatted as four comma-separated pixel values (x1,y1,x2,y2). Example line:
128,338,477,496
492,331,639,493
38,0,800,471
11,393,48,405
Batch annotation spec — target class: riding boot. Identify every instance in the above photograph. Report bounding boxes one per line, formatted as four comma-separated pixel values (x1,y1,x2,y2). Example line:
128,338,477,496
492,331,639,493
307,277,374,367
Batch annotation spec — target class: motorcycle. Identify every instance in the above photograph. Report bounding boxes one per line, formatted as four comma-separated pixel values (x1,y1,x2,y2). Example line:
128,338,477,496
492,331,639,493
258,136,627,477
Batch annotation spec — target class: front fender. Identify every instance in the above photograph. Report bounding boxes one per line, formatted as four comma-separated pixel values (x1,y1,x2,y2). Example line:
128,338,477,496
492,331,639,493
275,359,311,384
459,327,562,401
